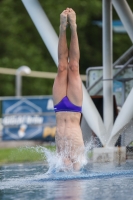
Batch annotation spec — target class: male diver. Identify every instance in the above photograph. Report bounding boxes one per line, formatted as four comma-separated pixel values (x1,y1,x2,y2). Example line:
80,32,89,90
53,8,85,171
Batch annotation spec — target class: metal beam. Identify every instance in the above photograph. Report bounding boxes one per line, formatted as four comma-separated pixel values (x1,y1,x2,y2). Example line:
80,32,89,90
22,0,58,65
103,0,113,134
107,88,133,146
112,0,133,43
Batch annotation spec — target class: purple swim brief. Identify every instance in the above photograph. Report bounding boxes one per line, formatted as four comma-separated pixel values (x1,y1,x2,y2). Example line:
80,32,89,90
54,96,82,113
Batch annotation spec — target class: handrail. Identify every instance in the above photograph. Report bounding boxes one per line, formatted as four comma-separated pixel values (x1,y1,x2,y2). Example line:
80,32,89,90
86,45,133,93
114,57,133,78
86,64,133,89
93,56,133,95
113,46,133,66
86,66,103,89
0,67,86,81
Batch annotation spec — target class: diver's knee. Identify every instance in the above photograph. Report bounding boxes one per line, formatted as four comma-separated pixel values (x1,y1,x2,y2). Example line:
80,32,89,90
58,63,68,72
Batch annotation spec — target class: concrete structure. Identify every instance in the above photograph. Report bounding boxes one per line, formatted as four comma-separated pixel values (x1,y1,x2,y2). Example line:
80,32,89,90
93,147,126,163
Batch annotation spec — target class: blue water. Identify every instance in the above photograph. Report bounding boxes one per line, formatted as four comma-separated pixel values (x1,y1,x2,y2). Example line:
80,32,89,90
1,161,133,200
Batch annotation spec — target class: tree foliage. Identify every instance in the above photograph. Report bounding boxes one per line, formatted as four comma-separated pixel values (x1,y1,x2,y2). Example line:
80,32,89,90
0,0,132,96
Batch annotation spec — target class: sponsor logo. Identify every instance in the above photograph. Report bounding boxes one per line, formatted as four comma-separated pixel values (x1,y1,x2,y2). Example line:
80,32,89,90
2,98,56,140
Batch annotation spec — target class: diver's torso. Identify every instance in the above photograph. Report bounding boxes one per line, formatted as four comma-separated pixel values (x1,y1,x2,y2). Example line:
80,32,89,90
55,111,84,151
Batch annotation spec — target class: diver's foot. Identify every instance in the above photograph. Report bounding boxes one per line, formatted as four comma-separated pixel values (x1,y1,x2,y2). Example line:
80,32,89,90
60,9,69,31
68,8,77,30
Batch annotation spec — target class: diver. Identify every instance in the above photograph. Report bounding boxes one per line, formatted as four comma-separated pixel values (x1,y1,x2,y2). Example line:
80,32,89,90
53,8,85,171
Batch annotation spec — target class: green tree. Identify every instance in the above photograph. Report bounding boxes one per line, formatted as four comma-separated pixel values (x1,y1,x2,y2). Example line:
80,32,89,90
0,0,132,96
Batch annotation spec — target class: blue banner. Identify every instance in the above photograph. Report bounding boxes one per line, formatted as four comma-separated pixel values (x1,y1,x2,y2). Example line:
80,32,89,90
2,97,56,141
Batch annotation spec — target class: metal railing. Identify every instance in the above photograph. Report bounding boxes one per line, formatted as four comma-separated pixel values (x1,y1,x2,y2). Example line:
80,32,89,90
86,46,133,95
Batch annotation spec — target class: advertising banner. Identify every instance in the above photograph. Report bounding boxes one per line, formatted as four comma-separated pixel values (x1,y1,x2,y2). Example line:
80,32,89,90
2,96,56,141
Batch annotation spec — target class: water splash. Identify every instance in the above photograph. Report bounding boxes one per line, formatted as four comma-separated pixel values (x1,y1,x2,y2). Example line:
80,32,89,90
19,137,101,174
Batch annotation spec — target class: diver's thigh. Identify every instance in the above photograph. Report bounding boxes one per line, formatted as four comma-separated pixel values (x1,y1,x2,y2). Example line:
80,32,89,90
67,73,83,106
53,72,67,105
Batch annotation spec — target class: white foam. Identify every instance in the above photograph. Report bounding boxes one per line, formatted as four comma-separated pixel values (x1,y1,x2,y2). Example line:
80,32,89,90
19,136,102,173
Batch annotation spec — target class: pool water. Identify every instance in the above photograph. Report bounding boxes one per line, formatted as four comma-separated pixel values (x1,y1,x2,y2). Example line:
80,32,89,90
1,161,133,200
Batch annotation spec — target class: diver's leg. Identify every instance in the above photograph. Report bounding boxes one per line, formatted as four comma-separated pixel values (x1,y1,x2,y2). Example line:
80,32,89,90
66,9,84,171
67,8,83,106
53,9,73,169
53,9,69,105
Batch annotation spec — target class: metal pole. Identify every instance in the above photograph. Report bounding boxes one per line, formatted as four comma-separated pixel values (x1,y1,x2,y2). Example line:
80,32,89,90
113,46,133,66
112,0,133,43
107,87,133,146
103,0,113,134
22,0,58,65
16,71,21,96
15,66,31,97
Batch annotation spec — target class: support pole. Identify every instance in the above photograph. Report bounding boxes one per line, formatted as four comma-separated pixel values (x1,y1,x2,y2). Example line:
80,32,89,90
107,88,133,146
16,66,31,97
103,0,113,134
16,72,21,96
22,0,58,65
112,0,133,43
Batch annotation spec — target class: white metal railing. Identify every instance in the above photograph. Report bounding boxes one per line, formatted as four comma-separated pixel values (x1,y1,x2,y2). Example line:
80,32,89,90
86,46,133,94
0,68,86,81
